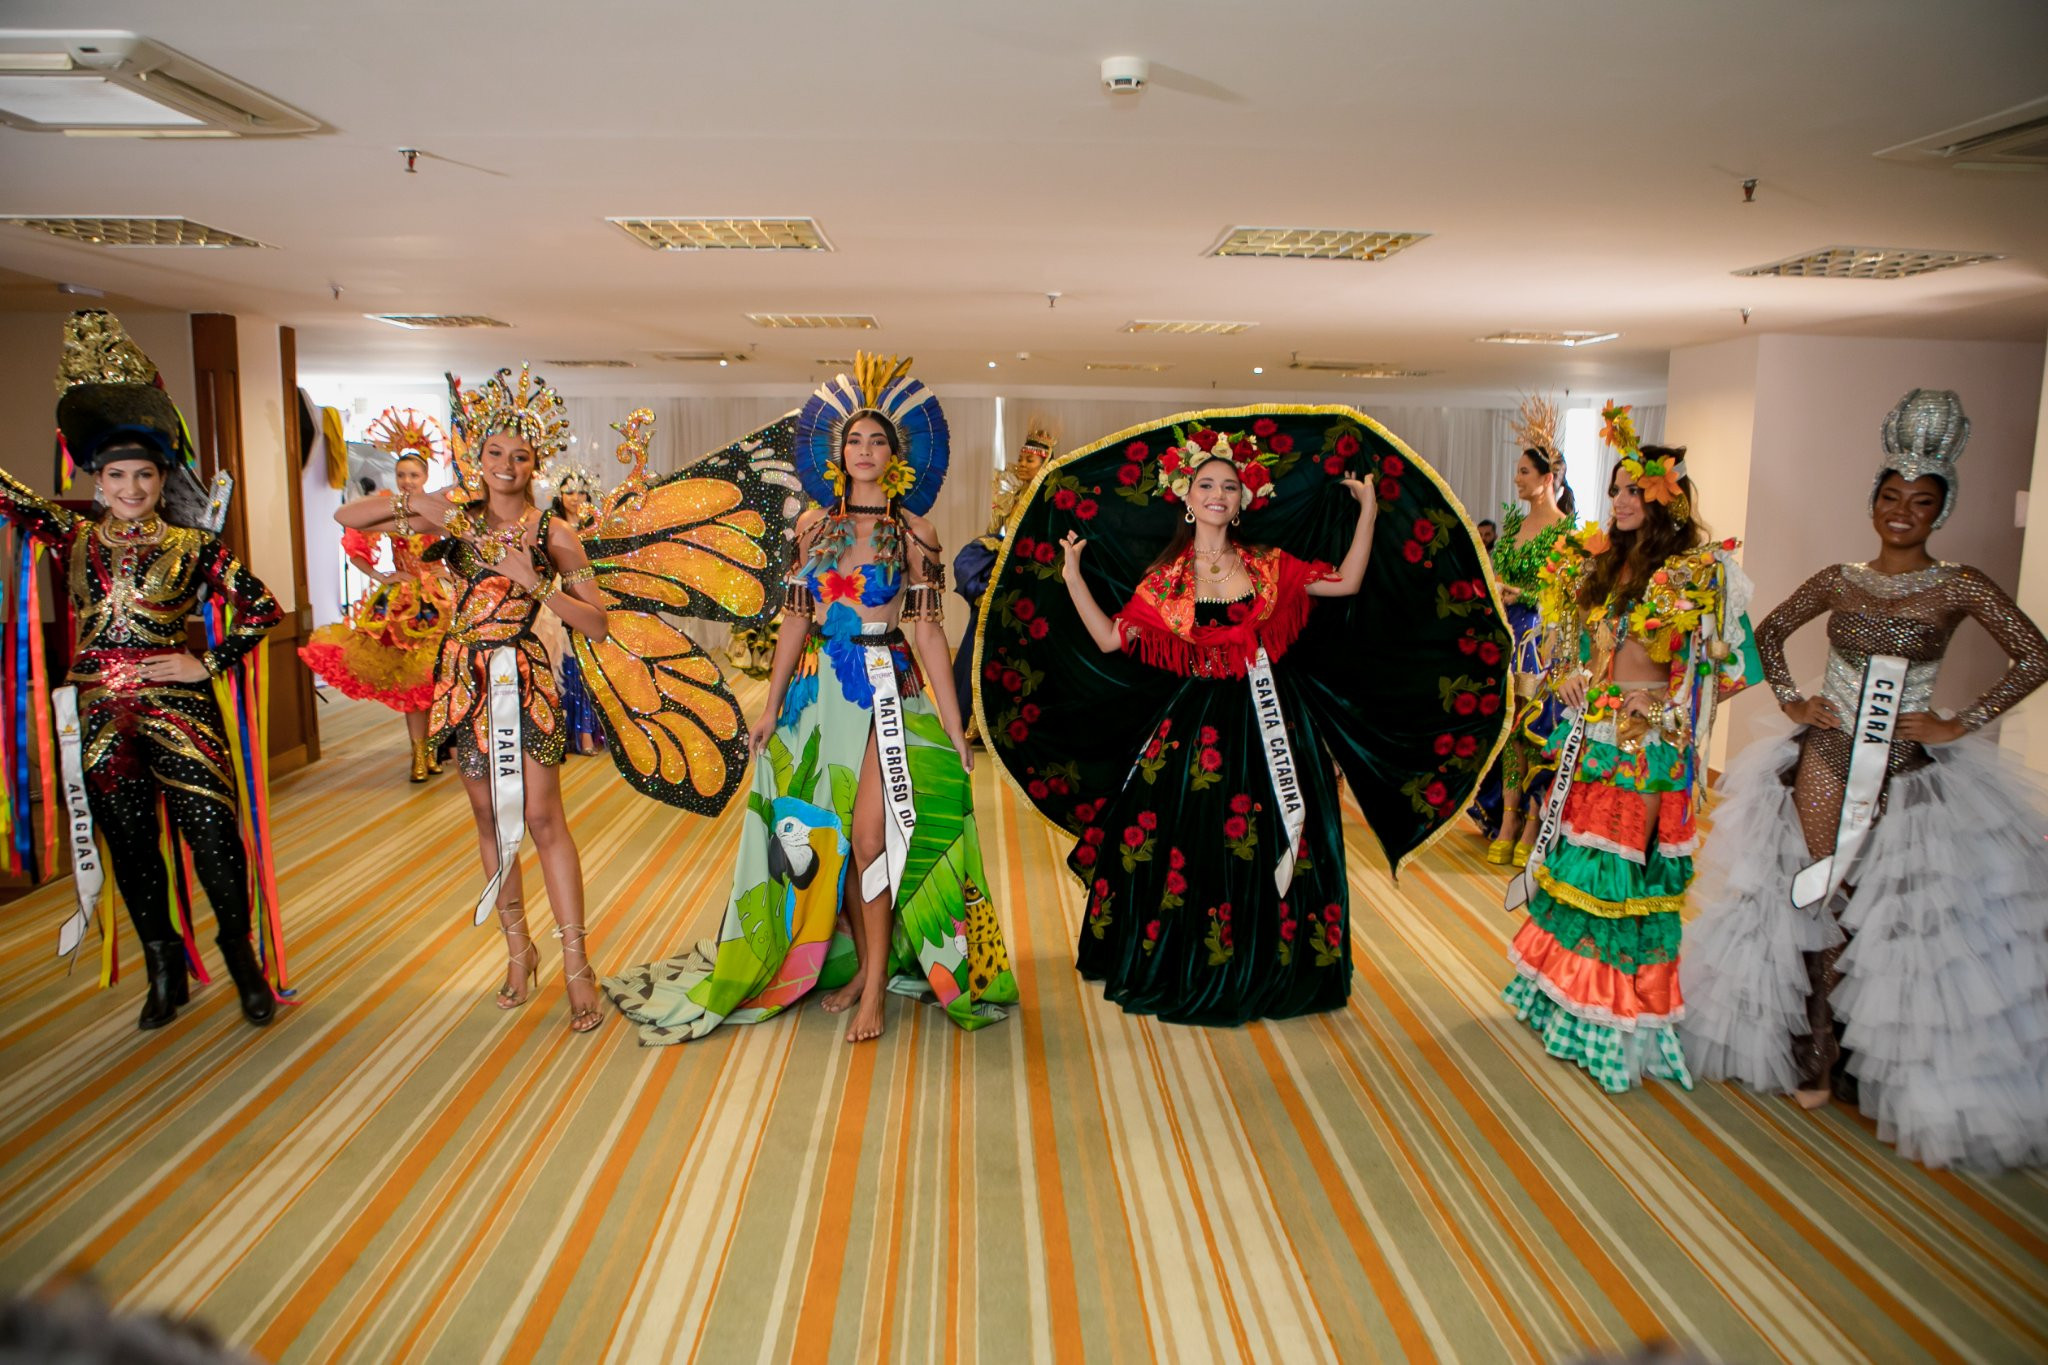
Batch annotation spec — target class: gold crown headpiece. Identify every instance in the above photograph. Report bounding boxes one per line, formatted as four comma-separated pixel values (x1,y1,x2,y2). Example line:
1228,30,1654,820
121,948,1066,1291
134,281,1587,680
456,364,570,467
365,407,446,465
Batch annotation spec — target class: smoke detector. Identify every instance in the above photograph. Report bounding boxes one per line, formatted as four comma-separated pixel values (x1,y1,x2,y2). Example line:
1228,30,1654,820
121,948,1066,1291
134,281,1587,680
1100,56,1148,92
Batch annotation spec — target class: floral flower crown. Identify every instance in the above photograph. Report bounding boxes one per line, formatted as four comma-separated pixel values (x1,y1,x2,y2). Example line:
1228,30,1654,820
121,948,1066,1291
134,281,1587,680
1156,426,1279,507
1602,400,1690,520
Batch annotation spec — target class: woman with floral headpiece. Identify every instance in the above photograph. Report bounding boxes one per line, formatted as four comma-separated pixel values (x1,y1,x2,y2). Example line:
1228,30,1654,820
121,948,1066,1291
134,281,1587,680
603,354,1019,1044
545,462,606,756
300,409,456,782
1,311,285,1031
1501,405,1761,1093
986,408,1508,1026
1682,389,2048,1170
336,366,612,1033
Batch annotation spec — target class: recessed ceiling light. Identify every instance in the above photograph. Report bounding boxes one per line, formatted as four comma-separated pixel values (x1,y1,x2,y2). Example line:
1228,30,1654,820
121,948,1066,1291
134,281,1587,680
541,358,636,369
1121,320,1257,336
1083,361,1172,372
1289,359,1434,378
650,350,749,363
1475,330,1620,347
608,216,831,251
1252,366,1264,375
0,215,271,248
367,314,511,329
987,360,998,368
0,33,319,136
1731,246,2003,279
745,313,878,329
1208,226,1430,261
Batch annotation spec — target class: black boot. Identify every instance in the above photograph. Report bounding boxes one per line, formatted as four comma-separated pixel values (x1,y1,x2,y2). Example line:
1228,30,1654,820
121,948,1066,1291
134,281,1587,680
216,936,276,1026
138,941,188,1030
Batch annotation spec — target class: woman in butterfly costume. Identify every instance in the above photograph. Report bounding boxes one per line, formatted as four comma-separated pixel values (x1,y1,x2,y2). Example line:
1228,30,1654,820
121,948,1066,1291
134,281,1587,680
604,355,1019,1045
1682,389,2048,1170
340,378,801,1034
984,406,1509,1025
1,310,284,1030
298,409,455,782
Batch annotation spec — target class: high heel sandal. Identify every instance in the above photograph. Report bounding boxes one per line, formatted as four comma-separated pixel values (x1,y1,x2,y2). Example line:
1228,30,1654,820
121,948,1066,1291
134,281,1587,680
554,924,604,1034
409,739,432,783
495,905,540,1009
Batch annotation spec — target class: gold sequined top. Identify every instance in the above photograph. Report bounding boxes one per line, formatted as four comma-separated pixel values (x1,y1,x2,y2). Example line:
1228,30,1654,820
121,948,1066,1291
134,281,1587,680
1756,561,2048,732
0,467,281,681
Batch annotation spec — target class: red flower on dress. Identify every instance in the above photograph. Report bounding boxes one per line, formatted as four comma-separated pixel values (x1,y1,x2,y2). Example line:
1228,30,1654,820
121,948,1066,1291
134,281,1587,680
1453,692,1478,716
1028,779,1049,799
1457,638,1477,655
984,663,1002,681
1118,464,1143,487
1146,919,1162,942
1268,433,1293,454
1411,516,1435,542
1053,489,1078,510
1049,777,1070,796
1137,810,1158,830
1280,918,1297,942
1029,618,1050,639
1479,693,1502,716
1144,739,1162,760
1125,441,1149,461
1325,455,1346,476
1449,580,1473,602
1013,598,1037,621
1034,542,1057,565
1165,870,1188,895
1094,878,1111,898
1169,846,1186,869
1379,477,1401,502
1224,815,1249,839
1252,418,1279,437
1008,718,1032,742
1433,733,1456,757
1022,703,1042,722
1226,600,1253,624
1325,923,1344,951
1401,541,1424,565
1076,845,1097,867
1001,669,1023,692
1323,903,1342,924
1123,826,1145,848
1076,499,1099,520
1083,827,1106,846
1199,748,1223,772
1229,792,1253,814
1423,780,1450,806
1200,726,1219,745
1477,640,1501,666
1337,433,1362,457
1454,734,1479,758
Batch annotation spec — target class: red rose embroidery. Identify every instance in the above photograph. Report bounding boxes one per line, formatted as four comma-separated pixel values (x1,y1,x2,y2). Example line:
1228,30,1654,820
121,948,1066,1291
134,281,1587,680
1083,827,1106,846
1029,618,1050,639
1200,726,1219,745
1449,580,1473,602
1199,748,1223,772
1165,869,1188,895
1378,477,1400,502
1013,598,1037,621
1402,541,1424,564
1049,777,1071,795
1118,464,1142,486
1229,792,1253,814
1268,433,1293,454
1076,845,1097,867
1053,488,1078,510
1122,826,1145,848
1028,779,1048,799
1323,903,1342,924
1076,499,1099,520
1336,433,1361,457
1169,846,1186,869
1454,735,1478,758
1137,810,1158,830
1433,733,1455,757
1411,516,1435,542
1453,692,1478,716
1146,920,1162,942
1021,703,1042,722
1223,815,1248,839
1252,418,1278,437
1479,693,1502,715
1008,718,1032,742
1423,779,1450,807
1125,441,1149,461
1457,638,1477,655
1324,455,1345,476
1477,641,1501,666
1001,669,1023,692
1381,454,1403,476
1034,543,1056,564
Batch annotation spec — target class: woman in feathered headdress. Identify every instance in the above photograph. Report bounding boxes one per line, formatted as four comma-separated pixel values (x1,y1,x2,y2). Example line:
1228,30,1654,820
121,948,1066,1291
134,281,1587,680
1682,389,2048,1170
603,354,1019,1045
298,409,456,782
0,310,285,1031
1502,405,1760,1094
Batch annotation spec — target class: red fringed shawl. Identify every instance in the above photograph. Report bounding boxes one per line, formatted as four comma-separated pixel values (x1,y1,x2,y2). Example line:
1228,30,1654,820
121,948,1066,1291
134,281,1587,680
1115,547,1329,678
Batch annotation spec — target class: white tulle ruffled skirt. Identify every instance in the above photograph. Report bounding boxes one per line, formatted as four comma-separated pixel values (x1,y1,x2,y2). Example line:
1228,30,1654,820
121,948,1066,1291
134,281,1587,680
1680,726,2048,1172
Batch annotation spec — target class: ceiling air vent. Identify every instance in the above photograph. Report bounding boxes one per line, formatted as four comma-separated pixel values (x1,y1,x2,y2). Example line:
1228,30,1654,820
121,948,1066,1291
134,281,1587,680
813,357,855,367
651,351,749,364
1732,247,2003,280
1209,227,1429,261
1121,320,1256,336
1289,358,1433,378
609,217,831,251
367,314,511,330
0,31,320,136
542,358,636,369
1475,330,1619,347
746,313,877,330
0,214,270,247
1876,96,2048,172
1083,361,1173,372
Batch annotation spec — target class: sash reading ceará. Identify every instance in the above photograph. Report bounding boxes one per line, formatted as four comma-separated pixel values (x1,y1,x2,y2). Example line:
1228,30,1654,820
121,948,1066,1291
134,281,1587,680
474,647,527,926
860,643,918,905
1504,707,1590,913
53,686,103,960
1789,653,1908,910
1248,648,1307,896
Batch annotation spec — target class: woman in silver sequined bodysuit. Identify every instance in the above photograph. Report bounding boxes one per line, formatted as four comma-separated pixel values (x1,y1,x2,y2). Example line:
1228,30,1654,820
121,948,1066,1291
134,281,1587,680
1681,389,2048,1171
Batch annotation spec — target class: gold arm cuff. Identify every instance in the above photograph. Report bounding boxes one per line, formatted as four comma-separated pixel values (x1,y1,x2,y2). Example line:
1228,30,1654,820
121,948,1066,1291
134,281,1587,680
559,565,595,587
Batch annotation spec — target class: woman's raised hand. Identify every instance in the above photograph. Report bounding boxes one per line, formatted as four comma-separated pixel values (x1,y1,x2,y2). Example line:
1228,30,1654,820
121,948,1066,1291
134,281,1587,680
1060,531,1087,578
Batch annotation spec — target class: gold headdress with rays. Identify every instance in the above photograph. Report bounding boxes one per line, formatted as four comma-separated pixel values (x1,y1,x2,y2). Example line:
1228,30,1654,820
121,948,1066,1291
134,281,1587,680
54,309,158,391
1509,393,1561,457
458,364,571,468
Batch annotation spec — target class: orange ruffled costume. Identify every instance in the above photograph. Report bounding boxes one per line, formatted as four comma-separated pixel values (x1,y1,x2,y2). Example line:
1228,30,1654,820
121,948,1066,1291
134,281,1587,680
299,524,452,713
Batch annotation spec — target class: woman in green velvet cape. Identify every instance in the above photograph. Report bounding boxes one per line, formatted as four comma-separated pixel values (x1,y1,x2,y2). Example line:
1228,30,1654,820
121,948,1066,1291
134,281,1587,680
981,407,1510,1025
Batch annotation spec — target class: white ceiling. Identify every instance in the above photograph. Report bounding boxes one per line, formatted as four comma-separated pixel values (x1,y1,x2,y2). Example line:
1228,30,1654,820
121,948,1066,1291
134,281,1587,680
2,0,2045,402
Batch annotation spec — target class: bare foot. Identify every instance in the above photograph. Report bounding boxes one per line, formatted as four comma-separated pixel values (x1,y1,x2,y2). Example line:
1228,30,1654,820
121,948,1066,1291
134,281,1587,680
819,976,865,1015
846,994,885,1043
1794,1088,1832,1111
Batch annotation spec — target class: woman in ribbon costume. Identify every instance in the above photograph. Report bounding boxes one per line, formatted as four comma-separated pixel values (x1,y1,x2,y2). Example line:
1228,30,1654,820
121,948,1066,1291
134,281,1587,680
1682,390,2048,1169
951,424,1054,737
1504,405,1760,1093
337,365,612,1032
2,310,283,1030
298,409,455,782
985,408,1507,1025
1470,395,1577,865
603,354,1018,1044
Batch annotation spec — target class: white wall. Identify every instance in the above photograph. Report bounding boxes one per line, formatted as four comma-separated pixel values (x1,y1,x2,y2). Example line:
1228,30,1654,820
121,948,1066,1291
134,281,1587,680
2005,330,2048,774
1667,333,2046,763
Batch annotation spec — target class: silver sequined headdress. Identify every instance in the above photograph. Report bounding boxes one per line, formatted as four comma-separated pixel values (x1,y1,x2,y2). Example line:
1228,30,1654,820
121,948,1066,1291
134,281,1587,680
1874,388,1970,528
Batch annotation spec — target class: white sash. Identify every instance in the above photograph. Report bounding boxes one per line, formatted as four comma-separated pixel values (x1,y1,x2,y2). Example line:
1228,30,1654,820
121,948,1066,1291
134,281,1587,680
1789,653,1907,910
53,687,103,960
1248,648,1307,896
474,647,527,925
860,643,918,904
1504,708,1589,912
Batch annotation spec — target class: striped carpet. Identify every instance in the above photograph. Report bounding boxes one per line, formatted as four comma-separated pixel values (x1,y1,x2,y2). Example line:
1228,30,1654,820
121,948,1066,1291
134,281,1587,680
0,693,2043,1364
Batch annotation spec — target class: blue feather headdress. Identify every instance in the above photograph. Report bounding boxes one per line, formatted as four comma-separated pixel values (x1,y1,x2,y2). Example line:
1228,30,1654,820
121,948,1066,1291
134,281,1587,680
794,352,950,516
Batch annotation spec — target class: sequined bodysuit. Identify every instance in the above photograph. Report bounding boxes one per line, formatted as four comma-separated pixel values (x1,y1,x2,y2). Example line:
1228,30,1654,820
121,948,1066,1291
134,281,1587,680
0,468,281,945
425,508,568,777
1752,560,2048,1087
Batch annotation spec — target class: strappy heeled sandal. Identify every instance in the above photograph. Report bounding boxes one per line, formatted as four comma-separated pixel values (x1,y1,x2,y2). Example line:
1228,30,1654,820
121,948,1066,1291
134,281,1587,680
554,924,604,1034
496,904,541,1009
